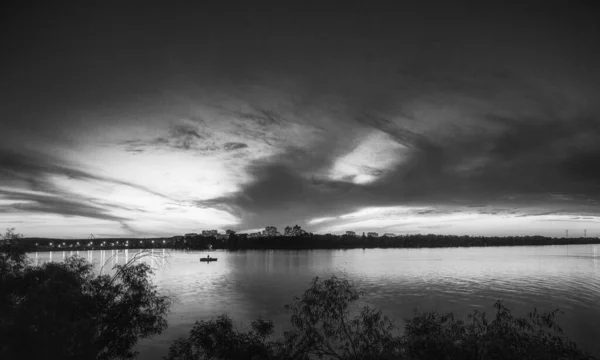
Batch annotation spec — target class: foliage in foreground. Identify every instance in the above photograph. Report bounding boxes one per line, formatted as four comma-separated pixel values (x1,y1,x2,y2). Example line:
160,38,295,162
165,276,597,360
0,229,172,360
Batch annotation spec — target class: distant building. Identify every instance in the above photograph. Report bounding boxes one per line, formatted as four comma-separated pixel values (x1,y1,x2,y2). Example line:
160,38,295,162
184,233,198,238
202,230,219,237
367,232,379,238
248,232,262,238
345,231,356,236
383,233,396,237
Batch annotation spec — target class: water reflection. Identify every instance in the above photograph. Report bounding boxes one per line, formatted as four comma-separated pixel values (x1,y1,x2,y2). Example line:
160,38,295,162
26,245,600,359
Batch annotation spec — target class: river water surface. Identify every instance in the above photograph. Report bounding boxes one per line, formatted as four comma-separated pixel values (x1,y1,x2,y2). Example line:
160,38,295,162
32,245,600,359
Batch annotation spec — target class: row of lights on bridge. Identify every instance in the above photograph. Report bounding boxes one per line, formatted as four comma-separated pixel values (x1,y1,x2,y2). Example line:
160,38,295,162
36,240,167,247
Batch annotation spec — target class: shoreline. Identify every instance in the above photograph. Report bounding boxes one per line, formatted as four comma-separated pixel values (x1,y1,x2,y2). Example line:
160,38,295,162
20,237,600,253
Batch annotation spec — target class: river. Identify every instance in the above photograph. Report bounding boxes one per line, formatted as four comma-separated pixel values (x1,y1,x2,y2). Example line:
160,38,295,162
31,244,600,359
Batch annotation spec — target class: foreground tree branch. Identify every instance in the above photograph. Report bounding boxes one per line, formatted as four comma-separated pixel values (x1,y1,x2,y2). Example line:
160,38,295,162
0,229,173,360
165,276,596,360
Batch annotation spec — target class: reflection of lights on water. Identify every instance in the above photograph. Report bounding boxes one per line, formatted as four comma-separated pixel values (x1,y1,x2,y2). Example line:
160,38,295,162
162,249,165,267
63,251,65,260
49,252,53,262
35,252,38,266
125,249,129,264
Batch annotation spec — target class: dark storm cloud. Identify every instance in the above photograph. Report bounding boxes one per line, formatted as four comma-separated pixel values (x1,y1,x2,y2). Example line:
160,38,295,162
210,147,467,229
214,107,600,229
2,0,600,234
458,116,600,196
485,115,600,161
202,162,351,227
563,150,600,182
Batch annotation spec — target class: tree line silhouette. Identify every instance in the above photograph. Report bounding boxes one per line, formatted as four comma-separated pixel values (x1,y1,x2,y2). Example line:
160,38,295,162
14,233,600,252
221,233,600,250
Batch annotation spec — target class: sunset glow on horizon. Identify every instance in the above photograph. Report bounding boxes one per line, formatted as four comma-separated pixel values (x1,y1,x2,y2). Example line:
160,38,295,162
2,2,600,239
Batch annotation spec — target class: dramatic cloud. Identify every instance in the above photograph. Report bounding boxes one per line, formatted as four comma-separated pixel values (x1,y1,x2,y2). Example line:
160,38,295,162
1,1,599,237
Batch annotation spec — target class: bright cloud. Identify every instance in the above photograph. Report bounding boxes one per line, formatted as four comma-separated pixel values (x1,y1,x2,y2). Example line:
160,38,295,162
307,217,337,225
313,206,600,237
328,130,408,184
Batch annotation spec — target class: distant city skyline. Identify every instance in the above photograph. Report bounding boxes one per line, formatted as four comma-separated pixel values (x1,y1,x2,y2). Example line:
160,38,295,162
1,2,600,239
20,224,593,240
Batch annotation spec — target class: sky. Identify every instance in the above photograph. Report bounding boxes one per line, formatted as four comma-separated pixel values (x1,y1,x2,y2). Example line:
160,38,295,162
1,1,600,238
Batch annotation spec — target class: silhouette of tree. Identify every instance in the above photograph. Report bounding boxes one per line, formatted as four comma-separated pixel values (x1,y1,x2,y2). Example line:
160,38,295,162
0,232,172,360
164,316,278,360
0,228,21,246
283,276,400,359
165,276,596,360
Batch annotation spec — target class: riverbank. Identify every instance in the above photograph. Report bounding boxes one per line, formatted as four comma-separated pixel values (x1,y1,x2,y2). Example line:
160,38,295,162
14,234,600,252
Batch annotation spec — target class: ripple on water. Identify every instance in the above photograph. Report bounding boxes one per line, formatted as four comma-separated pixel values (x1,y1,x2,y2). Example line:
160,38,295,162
26,247,600,359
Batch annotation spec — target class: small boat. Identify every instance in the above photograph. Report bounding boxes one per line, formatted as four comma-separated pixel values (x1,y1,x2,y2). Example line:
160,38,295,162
200,257,217,262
